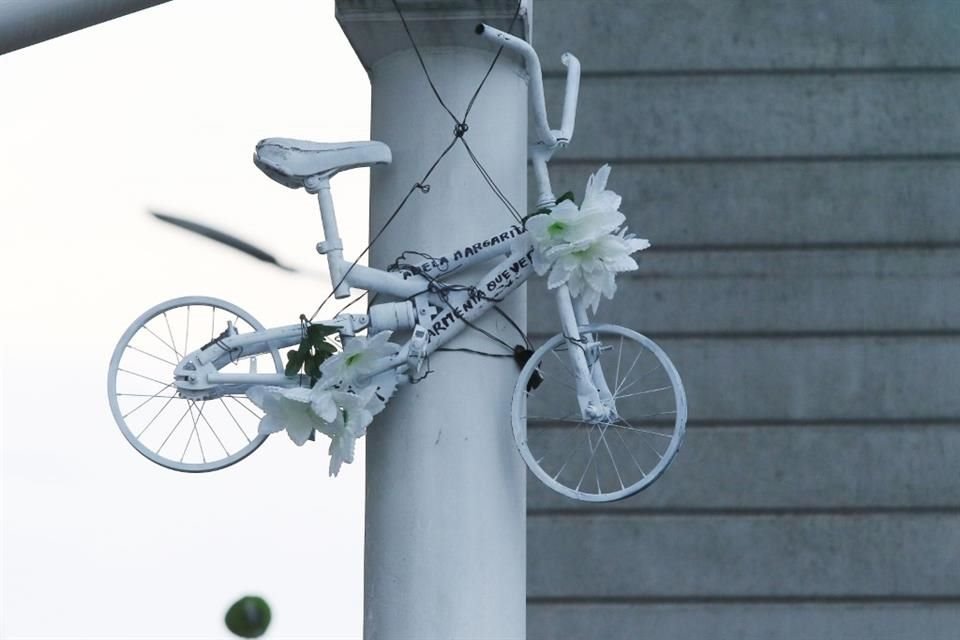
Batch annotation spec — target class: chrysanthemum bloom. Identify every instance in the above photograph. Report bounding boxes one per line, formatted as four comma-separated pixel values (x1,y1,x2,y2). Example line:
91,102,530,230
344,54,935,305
246,385,318,446
526,164,626,274
527,165,649,312
546,229,650,312
310,386,376,476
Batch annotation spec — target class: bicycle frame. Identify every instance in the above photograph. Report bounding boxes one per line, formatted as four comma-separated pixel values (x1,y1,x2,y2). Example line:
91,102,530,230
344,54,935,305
173,223,535,391
171,25,607,419
173,219,606,419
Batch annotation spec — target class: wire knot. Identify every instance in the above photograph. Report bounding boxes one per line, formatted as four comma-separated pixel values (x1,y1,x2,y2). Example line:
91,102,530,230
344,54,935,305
414,182,431,193
453,122,470,138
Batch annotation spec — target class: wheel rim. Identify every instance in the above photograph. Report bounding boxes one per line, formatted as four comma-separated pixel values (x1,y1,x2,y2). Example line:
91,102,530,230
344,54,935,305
512,324,687,502
107,296,282,472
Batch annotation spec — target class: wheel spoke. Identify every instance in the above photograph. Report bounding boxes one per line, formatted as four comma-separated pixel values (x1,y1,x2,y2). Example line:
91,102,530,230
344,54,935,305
143,323,181,359
550,348,578,381
125,344,177,367
227,394,262,419
184,305,191,355
612,426,647,477
163,311,182,359
593,430,602,494
599,425,626,490
122,383,175,419
604,416,675,436
614,349,644,396
136,394,178,438
526,409,582,425
157,403,193,454
615,384,672,400
618,416,668,459
219,397,252,443
197,401,230,457
575,424,603,492
614,336,624,394
616,363,665,397
182,402,206,463
552,420,589,480
117,368,170,387
118,393,180,399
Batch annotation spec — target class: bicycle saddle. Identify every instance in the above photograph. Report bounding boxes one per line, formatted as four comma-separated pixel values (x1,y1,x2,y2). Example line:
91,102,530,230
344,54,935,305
254,138,391,192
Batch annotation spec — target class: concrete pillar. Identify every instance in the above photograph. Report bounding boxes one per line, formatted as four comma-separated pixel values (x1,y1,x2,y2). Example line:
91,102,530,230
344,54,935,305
337,2,530,638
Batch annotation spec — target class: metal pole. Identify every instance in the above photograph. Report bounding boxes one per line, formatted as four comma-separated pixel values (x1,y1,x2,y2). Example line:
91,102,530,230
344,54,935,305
338,3,529,638
0,0,171,55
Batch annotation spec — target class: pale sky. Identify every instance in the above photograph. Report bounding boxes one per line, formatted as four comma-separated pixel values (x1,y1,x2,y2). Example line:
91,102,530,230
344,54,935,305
1,2,372,637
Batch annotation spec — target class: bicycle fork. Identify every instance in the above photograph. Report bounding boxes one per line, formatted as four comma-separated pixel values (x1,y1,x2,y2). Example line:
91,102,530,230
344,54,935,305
554,285,616,423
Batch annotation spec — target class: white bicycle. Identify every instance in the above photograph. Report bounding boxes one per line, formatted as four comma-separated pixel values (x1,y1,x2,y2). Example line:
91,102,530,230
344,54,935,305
107,25,686,502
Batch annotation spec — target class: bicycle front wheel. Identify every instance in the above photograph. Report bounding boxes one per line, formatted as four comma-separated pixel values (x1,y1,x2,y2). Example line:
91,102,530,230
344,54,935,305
512,324,686,502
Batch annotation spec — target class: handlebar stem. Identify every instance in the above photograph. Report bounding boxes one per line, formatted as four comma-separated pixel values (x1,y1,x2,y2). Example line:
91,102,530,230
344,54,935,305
530,144,556,208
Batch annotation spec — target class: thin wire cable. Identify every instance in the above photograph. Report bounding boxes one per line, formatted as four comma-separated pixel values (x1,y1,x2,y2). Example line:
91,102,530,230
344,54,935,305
462,0,524,121
493,305,531,348
391,0,460,125
459,136,522,222
308,0,526,322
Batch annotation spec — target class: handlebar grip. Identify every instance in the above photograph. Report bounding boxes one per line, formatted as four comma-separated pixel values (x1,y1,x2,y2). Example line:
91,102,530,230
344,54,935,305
558,53,580,143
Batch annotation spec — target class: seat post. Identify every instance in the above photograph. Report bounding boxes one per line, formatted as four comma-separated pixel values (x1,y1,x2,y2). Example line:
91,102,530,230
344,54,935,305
314,178,352,299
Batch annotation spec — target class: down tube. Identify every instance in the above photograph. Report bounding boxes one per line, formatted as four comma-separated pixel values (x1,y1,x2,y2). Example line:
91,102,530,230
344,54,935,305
422,242,536,352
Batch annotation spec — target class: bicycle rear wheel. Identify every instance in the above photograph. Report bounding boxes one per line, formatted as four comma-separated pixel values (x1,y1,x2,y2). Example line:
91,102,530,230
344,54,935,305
107,296,282,472
512,324,686,502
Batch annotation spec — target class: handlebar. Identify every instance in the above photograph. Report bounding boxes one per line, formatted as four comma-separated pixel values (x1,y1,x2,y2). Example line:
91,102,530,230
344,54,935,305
475,23,580,148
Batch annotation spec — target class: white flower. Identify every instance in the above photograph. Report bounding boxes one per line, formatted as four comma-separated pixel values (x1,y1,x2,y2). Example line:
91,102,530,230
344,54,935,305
547,230,650,312
246,385,318,446
245,331,402,476
527,165,649,312
309,385,377,476
526,164,626,275
318,330,397,387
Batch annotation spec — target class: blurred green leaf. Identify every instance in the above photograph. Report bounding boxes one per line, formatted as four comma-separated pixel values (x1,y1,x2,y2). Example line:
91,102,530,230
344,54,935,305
307,323,338,345
304,354,322,379
285,350,304,376
314,341,337,356
225,595,271,638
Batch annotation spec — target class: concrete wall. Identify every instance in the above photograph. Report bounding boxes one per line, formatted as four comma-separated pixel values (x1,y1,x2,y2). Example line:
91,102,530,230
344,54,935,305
526,2,960,638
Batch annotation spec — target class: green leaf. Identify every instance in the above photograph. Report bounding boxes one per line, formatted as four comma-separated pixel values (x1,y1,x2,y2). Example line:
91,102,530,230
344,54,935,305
314,341,337,356
304,353,322,379
307,323,339,346
285,349,304,377
555,191,575,205
225,595,271,638
297,338,312,356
